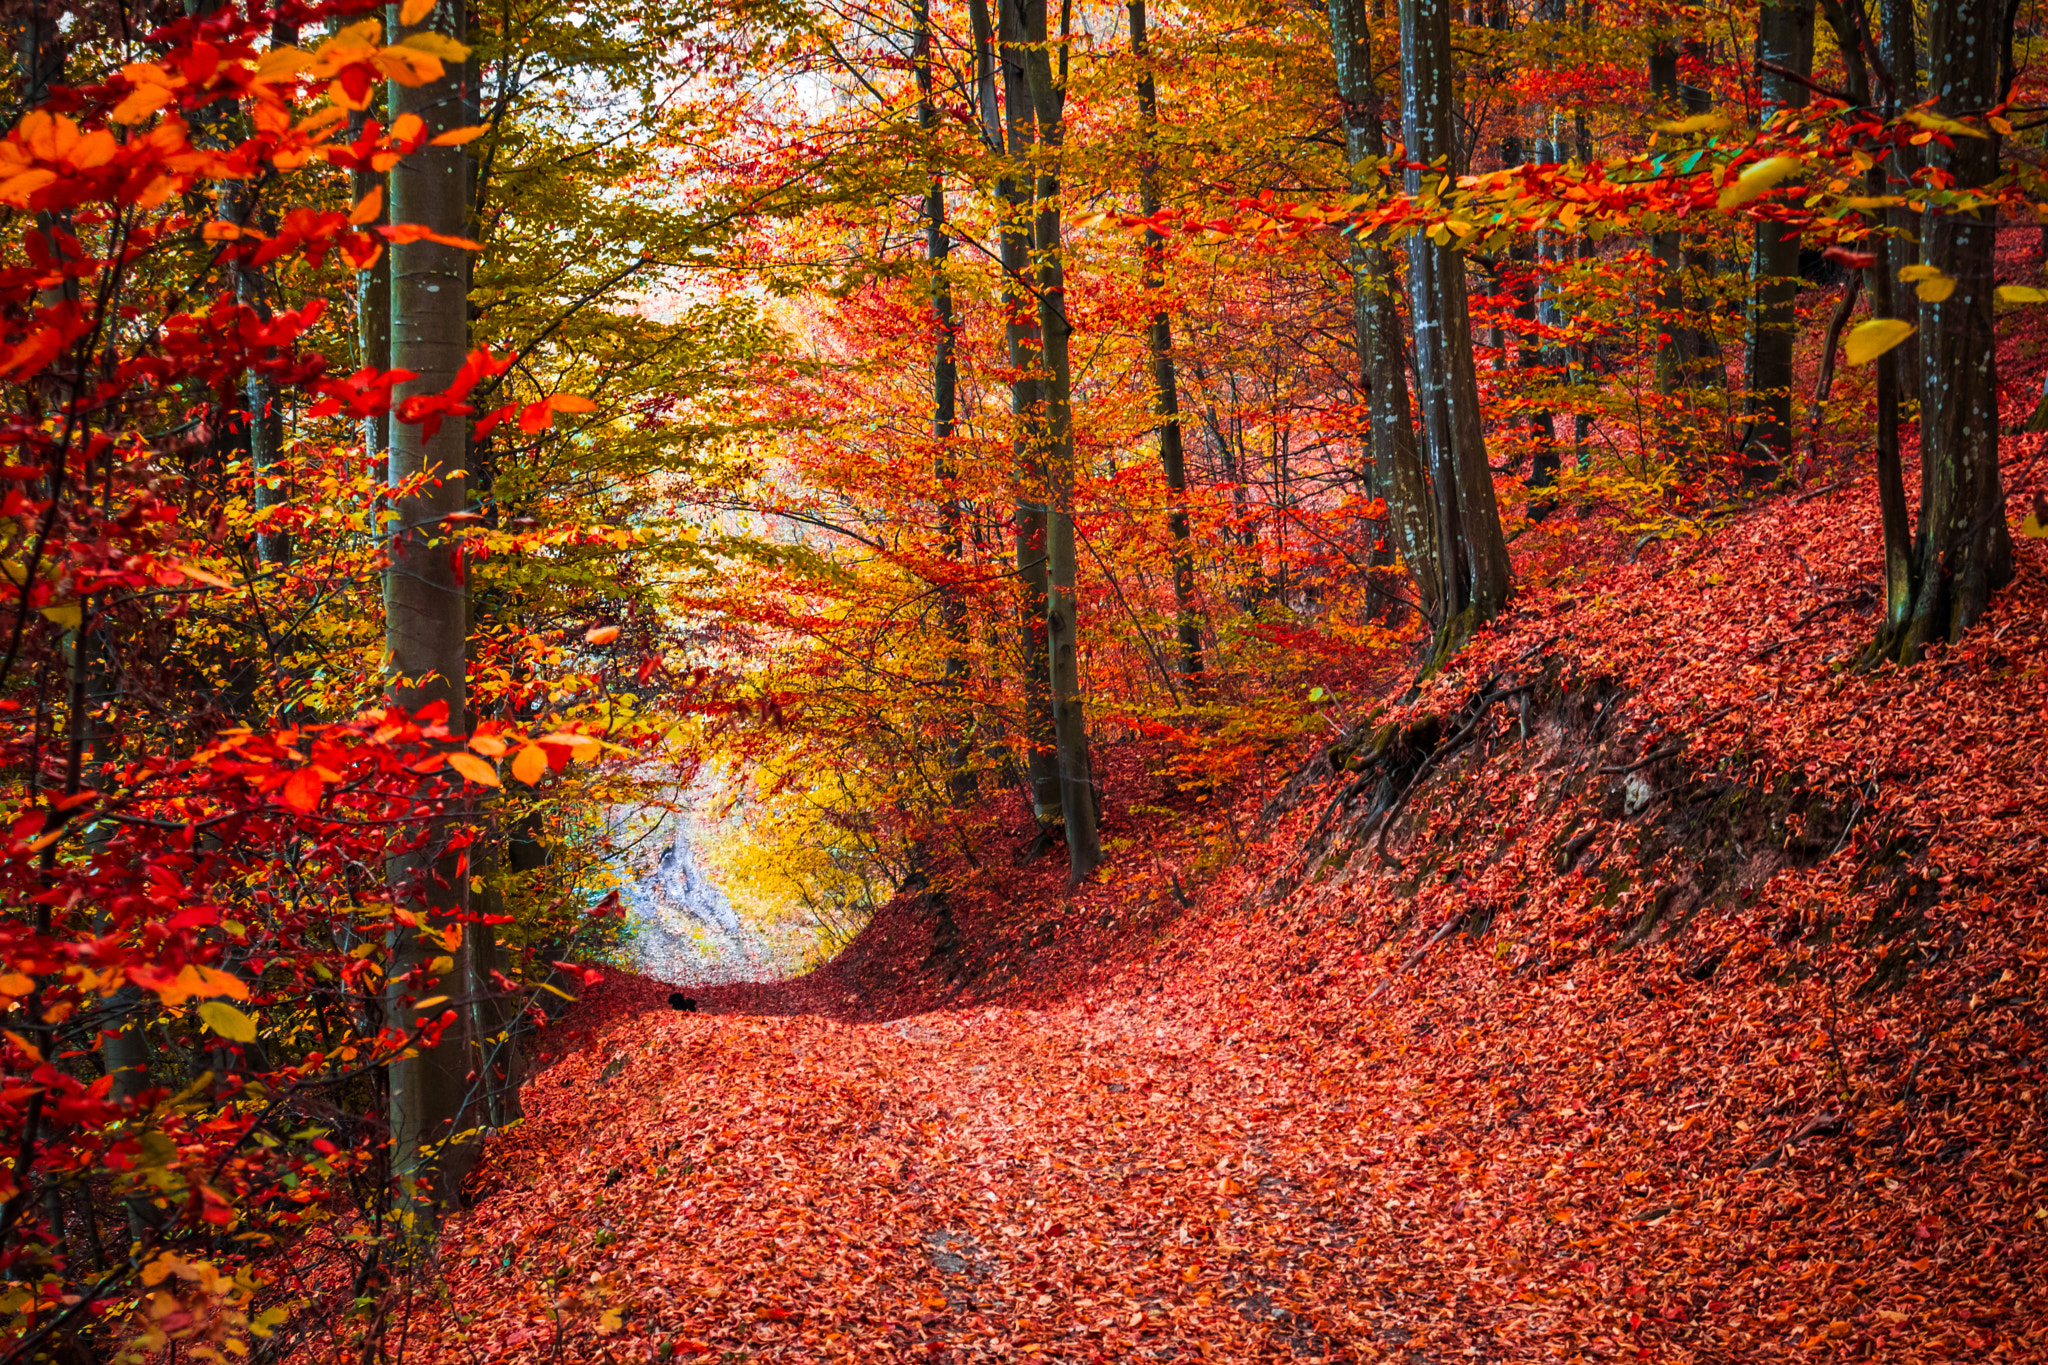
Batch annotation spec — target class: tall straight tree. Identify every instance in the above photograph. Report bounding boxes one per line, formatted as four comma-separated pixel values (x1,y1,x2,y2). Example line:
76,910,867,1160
1737,0,1814,480
914,0,973,799
1399,0,1511,662
1327,0,1437,618
1020,0,1101,880
383,0,477,1233
971,0,1062,833
1128,0,1201,682
1868,0,2014,660
1649,36,1723,406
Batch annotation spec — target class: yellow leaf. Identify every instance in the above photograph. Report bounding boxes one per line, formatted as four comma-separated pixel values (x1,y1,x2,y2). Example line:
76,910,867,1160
399,0,437,23
1650,112,1730,135
251,47,308,84
1719,157,1802,211
597,1308,624,1335
1916,274,1957,303
1843,318,1915,367
375,47,445,86
426,955,454,978
1897,263,1940,282
430,125,491,146
445,752,500,787
414,995,449,1010
39,602,80,631
1996,285,2048,306
511,744,548,786
348,185,383,226
2021,513,2048,539
1901,109,1989,139
197,1001,258,1043
394,32,471,63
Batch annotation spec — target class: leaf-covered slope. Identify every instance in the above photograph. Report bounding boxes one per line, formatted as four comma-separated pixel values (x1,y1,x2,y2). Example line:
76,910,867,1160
332,459,2048,1362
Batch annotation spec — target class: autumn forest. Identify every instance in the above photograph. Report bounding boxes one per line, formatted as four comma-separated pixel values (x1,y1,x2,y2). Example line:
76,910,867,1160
0,0,2045,1359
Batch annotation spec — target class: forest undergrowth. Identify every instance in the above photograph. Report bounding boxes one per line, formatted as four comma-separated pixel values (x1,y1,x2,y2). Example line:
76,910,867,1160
277,380,2048,1364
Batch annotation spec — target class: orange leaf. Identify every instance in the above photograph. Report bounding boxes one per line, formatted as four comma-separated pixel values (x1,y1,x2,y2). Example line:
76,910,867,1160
282,767,324,813
445,751,499,787
585,625,620,645
510,744,548,786
348,184,383,225
399,0,436,22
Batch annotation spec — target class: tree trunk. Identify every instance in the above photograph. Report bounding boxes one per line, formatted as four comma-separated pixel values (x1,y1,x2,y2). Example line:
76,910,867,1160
1022,0,1100,882
1128,0,1203,683
1737,0,1814,481
1328,0,1436,618
978,0,1062,831
384,0,476,1237
1400,0,1511,662
916,0,974,801
1650,38,1723,414
1869,0,2015,661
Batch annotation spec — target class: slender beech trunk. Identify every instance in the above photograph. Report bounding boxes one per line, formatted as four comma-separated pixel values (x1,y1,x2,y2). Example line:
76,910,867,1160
1128,0,1201,682
916,0,973,800
1737,0,1814,481
384,0,475,1236
1868,0,2014,661
1021,0,1100,882
1650,39,1723,411
1400,0,1511,663
1328,0,1436,618
1879,0,1924,412
977,0,1061,830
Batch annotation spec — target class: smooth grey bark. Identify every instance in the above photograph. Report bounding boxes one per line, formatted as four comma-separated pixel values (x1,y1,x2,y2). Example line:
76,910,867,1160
1328,0,1437,618
1400,0,1511,662
1737,0,1815,480
1128,0,1201,682
976,0,1061,829
1021,0,1100,882
384,0,476,1235
1869,0,2014,661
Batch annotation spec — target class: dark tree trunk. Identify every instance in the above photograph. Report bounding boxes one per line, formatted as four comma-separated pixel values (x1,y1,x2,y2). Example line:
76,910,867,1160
1869,0,2015,661
1328,0,1436,617
1650,38,1724,417
1129,0,1203,683
916,0,974,801
1737,0,1815,481
980,0,1062,831
1400,0,1512,663
1021,0,1101,882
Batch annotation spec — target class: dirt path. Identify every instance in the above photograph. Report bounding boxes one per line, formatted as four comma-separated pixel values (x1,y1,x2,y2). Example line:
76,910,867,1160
400,979,1382,1363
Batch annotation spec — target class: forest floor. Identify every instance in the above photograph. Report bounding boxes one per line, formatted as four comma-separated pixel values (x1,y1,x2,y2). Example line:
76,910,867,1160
288,292,2048,1363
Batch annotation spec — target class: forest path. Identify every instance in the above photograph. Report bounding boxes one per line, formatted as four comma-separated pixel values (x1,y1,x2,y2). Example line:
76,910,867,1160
416,974,1391,1363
